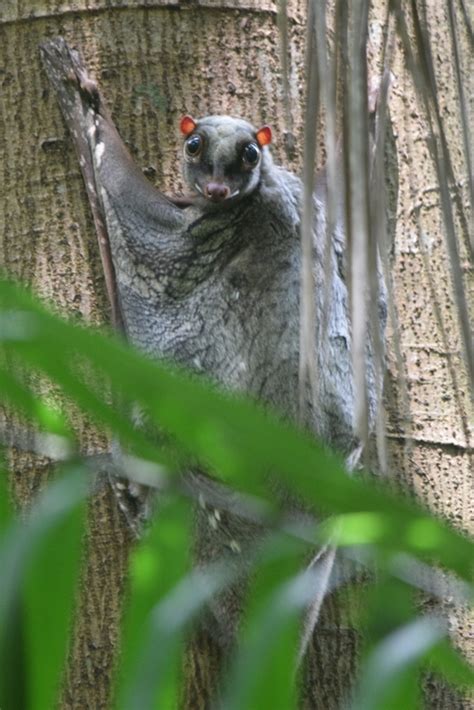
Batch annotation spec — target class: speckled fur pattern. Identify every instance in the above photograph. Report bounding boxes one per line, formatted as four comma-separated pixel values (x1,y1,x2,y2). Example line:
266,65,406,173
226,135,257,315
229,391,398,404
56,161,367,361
41,37,386,650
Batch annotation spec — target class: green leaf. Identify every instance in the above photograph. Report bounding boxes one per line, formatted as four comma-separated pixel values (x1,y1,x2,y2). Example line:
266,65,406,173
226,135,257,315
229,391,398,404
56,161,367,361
362,577,415,642
0,279,472,583
0,465,14,534
0,467,87,710
426,639,474,690
351,616,446,710
222,535,306,710
0,365,72,445
0,463,26,710
115,497,192,709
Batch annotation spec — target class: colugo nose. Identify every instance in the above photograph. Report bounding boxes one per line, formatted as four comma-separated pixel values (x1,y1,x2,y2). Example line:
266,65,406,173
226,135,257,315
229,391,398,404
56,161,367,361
205,182,230,201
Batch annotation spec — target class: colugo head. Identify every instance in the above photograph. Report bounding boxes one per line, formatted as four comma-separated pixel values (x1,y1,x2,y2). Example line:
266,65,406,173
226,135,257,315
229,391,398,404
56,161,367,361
180,114,272,207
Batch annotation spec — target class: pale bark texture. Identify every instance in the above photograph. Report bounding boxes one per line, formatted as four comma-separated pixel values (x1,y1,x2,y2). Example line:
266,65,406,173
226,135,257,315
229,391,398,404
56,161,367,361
0,1,471,708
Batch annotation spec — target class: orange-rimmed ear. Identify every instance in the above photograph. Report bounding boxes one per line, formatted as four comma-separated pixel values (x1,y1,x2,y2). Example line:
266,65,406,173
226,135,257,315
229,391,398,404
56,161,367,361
180,115,197,136
256,125,272,147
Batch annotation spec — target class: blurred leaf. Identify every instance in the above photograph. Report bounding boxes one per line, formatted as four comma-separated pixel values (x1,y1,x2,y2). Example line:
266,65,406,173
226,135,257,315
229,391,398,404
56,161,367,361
119,562,232,710
0,278,473,585
24,482,86,710
351,616,445,710
0,463,26,710
0,464,14,533
0,366,69,436
116,497,192,709
426,639,474,691
222,535,306,710
362,577,415,642
0,467,87,710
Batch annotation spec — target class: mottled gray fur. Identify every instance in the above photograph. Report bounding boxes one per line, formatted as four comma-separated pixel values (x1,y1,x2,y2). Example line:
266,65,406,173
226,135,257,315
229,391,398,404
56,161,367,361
98,114,377,452
41,38,386,651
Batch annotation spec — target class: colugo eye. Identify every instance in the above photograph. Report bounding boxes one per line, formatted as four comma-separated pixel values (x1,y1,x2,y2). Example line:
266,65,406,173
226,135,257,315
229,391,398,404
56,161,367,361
185,134,202,157
243,142,260,167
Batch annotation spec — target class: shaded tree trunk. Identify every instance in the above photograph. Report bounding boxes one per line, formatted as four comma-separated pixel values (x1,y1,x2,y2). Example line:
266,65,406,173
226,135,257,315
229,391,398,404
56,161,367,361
0,1,471,708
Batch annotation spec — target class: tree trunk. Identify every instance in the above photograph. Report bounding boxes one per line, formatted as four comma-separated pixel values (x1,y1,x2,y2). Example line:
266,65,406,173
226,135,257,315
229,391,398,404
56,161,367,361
384,0,473,687
0,1,471,708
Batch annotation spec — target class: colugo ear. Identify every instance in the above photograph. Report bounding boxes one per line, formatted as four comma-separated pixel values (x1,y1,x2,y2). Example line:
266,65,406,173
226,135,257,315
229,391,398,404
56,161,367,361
180,115,197,136
256,125,272,147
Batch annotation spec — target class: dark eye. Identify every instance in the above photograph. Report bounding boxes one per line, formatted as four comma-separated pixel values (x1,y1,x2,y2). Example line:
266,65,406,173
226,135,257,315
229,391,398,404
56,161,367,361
242,142,260,167
185,134,202,157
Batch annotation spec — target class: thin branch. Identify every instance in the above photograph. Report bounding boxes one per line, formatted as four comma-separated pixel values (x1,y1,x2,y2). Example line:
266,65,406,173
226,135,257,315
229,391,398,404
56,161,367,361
447,0,473,229
348,0,371,452
394,1,474,399
276,0,296,159
298,0,319,425
368,12,397,475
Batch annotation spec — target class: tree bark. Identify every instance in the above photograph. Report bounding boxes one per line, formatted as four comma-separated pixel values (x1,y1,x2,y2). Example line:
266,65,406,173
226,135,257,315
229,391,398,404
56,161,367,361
0,1,471,708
